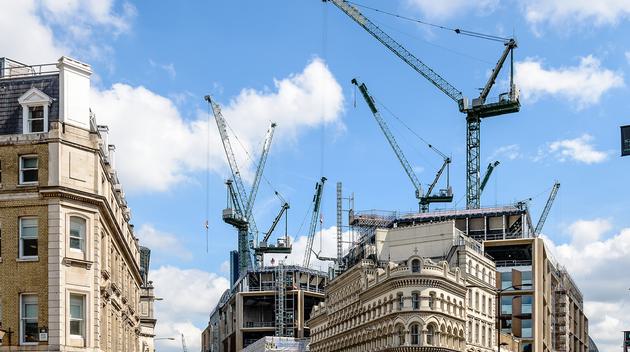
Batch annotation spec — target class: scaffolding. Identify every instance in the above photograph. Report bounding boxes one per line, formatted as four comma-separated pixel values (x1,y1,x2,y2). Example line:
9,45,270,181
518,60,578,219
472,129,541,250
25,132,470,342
275,262,295,338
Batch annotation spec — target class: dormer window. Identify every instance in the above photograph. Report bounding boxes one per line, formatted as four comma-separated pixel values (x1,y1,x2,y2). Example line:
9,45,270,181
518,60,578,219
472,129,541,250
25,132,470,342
18,88,52,134
28,106,45,132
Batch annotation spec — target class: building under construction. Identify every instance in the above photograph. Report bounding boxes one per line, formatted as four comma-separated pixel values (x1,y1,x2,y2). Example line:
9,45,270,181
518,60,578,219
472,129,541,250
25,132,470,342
201,265,328,351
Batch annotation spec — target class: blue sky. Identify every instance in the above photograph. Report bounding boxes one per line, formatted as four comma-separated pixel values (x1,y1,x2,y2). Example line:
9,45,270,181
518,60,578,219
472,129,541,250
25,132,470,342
3,1,630,351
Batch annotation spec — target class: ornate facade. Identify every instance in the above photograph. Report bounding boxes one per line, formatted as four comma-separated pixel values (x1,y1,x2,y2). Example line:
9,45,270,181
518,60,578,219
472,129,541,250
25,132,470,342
309,257,468,352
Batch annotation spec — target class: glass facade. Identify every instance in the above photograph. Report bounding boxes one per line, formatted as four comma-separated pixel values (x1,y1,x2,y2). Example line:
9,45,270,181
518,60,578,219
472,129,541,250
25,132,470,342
521,319,532,338
522,295,532,314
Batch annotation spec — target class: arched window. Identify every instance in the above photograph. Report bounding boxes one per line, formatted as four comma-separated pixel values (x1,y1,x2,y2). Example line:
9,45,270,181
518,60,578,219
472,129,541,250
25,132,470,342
475,264,480,277
411,259,421,273
69,216,86,252
412,293,420,310
426,325,435,345
410,324,420,345
397,325,405,346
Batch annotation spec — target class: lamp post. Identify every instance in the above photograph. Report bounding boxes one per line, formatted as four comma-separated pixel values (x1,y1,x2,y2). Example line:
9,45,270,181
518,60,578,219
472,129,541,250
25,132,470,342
0,324,14,346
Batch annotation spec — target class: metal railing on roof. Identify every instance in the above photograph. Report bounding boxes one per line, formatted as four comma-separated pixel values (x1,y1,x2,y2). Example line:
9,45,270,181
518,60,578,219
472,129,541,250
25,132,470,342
0,58,58,79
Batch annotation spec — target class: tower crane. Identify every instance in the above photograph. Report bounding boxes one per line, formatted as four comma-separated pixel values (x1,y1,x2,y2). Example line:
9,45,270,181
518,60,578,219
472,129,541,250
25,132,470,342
181,333,188,352
205,95,282,275
303,177,327,268
324,0,520,209
479,161,500,195
535,181,560,235
352,78,452,212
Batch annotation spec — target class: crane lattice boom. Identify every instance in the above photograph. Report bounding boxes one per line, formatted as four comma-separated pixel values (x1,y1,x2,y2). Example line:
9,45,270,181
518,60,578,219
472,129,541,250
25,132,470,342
303,177,327,267
535,181,560,235
326,0,464,105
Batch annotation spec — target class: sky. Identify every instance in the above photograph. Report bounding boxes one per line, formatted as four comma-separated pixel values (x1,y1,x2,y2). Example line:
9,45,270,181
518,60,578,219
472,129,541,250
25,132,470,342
2,0,630,351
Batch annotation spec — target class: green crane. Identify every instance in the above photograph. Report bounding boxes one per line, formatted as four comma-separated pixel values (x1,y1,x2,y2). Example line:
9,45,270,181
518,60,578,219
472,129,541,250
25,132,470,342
324,0,520,209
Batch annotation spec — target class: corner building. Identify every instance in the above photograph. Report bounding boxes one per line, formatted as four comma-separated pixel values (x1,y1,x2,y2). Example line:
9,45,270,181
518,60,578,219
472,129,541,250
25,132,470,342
0,57,147,351
309,220,498,352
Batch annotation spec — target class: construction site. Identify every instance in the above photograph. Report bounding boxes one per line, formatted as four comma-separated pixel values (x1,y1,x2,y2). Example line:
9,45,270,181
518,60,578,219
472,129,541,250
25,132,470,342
201,1,595,352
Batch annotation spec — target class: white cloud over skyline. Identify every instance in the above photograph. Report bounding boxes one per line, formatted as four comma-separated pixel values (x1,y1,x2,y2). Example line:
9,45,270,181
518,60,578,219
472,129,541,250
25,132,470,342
515,56,624,109
91,57,344,193
547,134,610,164
542,219,630,352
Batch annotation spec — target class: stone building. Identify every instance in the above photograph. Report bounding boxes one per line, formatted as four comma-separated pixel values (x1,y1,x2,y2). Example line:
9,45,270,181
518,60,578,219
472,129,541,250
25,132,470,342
0,56,149,351
308,219,498,352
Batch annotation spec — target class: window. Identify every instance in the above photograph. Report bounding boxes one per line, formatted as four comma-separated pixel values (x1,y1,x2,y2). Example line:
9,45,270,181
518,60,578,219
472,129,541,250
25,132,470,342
468,291,472,307
475,292,479,310
429,293,435,309
522,295,532,315
468,321,472,342
482,326,486,347
412,293,419,310
521,318,532,338
19,156,38,184
398,293,404,310
0,160,2,183
521,270,532,287
411,259,421,273
501,271,512,290
427,325,435,345
410,324,420,345
27,106,45,133
475,323,479,343
489,297,493,316
21,294,38,344
501,296,512,315
19,218,38,258
69,217,86,252
482,294,486,313
69,294,85,338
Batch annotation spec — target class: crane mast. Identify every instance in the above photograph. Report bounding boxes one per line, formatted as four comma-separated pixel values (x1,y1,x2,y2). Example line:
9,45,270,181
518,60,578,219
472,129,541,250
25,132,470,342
181,333,188,352
325,0,520,209
303,177,327,267
535,181,560,235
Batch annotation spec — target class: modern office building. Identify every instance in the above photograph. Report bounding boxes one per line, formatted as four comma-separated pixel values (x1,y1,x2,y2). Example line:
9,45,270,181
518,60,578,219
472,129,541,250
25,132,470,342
0,56,150,351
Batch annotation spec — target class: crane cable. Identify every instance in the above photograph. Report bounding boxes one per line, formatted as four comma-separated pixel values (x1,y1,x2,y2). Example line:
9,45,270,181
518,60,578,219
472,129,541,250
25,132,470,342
346,1,511,43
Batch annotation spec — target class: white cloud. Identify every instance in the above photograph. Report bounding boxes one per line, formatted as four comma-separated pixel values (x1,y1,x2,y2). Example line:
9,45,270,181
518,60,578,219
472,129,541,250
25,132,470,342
487,144,521,162
91,58,344,192
515,56,624,109
546,134,609,164
521,0,630,29
151,266,230,352
542,219,630,352
406,0,498,20
136,224,192,261
0,0,134,65
0,0,65,63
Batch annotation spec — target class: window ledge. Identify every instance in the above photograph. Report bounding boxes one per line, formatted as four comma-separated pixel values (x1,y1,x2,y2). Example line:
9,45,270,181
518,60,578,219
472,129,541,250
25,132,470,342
17,257,39,262
62,257,92,269
16,183,39,188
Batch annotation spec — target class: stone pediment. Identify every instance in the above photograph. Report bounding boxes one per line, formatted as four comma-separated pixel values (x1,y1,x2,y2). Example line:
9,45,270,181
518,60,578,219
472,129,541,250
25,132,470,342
18,87,52,105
